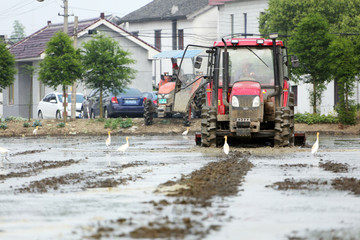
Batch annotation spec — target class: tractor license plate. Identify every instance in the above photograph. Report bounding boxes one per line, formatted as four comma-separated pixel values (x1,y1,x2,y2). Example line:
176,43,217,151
237,118,250,122
159,99,167,104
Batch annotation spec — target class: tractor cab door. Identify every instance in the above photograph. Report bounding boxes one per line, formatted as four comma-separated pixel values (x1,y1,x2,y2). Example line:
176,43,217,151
172,45,215,113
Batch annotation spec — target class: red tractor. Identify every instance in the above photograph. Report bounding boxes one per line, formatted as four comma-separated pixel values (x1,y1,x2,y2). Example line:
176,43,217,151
170,35,302,147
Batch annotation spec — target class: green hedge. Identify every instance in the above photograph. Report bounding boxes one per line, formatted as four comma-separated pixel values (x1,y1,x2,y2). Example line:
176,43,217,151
294,113,339,124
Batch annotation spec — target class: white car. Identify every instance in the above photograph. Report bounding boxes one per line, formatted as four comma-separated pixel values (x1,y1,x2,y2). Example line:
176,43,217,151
37,92,85,119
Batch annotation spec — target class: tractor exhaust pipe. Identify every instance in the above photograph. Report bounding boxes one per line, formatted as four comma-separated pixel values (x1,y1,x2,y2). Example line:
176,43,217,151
267,35,282,104
222,38,229,107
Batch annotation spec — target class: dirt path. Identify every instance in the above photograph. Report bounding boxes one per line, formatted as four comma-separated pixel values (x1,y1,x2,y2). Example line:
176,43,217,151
0,118,359,137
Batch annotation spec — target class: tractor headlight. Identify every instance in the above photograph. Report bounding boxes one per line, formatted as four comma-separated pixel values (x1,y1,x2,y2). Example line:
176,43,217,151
164,94,171,99
252,96,260,107
232,96,239,107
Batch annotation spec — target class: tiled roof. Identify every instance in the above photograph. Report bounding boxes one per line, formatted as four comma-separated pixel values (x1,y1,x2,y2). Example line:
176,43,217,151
120,0,210,23
9,18,99,60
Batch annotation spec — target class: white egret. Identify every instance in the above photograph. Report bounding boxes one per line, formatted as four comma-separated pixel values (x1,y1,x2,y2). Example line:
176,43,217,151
33,126,39,135
0,147,10,162
311,132,320,156
117,136,129,154
106,131,111,146
182,127,190,136
223,136,229,155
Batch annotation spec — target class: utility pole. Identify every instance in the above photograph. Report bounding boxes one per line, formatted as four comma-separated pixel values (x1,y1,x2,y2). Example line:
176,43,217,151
60,0,69,121
71,16,78,119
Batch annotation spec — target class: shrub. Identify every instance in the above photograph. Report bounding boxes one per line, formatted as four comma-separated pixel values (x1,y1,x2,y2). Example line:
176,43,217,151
119,118,132,128
57,122,65,128
5,116,27,122
294,113,339,124
32,120,42,127
104,119,112,129
336,104,357,125
0,123,7,130
96,118,105,122
23,122,30,127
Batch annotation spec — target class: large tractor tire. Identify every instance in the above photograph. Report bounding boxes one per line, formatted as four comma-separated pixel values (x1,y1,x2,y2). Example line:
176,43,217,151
274,106,291,147
144,99,154,126
183,111,190,127
274,107,283,147
288,92,295,146
201,106,217,147
281,107,291,146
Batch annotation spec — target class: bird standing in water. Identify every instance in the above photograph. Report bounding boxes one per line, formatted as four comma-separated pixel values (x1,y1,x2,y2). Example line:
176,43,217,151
33,126,39,135
106,131,111,146
182,127,190,136
311,132,320,156
223,136,229,155
0,147,10,163
117,136,129,154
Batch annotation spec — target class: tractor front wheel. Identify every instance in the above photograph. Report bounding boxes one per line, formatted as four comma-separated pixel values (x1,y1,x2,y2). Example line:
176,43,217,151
144,99,154,126
201,106,216,147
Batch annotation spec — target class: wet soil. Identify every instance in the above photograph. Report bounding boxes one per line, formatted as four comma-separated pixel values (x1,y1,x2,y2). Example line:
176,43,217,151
84,152,254,239
268,161,360,195
0,159,80,181
319,161,350,173
331,177,360,195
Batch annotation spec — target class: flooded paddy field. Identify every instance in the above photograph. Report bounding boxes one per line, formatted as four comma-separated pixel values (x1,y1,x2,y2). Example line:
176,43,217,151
0,134,359,240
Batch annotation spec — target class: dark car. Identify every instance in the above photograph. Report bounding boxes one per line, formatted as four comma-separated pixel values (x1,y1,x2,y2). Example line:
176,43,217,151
81,88,144,118
142,91,158,107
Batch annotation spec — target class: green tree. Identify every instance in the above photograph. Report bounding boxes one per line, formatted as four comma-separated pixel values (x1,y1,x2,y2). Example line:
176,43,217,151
38,31,83,123
288,13,333,114
329,14,360,125
0,42,16,89
81,34,136,118
10,20,26,43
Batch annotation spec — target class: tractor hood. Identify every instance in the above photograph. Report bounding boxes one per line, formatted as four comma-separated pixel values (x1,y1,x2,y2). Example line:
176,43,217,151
158,82,176,94
231,81,263,102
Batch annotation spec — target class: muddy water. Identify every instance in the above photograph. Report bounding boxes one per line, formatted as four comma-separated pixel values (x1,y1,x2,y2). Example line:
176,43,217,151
0,135,359,239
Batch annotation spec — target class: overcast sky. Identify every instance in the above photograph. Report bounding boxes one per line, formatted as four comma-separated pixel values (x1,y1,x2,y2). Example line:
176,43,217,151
0,0,153,39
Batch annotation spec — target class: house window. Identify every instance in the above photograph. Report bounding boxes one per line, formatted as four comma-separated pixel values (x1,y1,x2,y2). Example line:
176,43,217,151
155,30,161,50
178,29,184,50
8,84,14,105
291,85,298,106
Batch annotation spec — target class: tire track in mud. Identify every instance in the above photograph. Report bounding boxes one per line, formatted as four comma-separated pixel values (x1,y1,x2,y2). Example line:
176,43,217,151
82,152,254,239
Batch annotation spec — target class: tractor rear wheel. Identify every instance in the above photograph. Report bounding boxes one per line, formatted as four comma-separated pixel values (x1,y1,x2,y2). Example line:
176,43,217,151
201,106,216,147
274,106,292,147
144,99,154,126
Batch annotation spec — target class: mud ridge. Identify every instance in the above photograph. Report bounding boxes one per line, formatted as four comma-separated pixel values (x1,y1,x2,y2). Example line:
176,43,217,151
0,159,81,181
319,161,349,173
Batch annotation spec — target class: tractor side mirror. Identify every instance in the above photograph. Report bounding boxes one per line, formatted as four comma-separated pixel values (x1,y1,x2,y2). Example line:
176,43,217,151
291,55,299,68
194,56,203,69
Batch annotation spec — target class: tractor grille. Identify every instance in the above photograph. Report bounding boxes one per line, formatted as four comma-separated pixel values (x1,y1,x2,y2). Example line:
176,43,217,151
236,95,254,108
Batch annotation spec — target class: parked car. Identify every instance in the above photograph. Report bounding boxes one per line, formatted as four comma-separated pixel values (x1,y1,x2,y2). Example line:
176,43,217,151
37,92,85,119
81,88,145,118
142,91,158,107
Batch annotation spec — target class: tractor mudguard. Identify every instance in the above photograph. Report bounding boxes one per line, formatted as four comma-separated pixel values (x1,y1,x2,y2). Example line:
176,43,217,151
173,76,209,113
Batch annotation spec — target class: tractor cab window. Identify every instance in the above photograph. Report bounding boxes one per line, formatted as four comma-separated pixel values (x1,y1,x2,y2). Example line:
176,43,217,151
220,47,274,87
178,49,209,87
